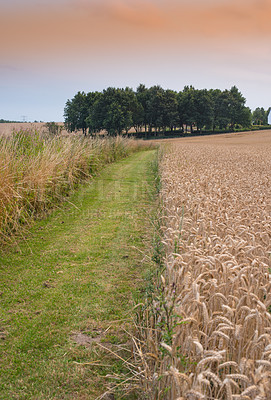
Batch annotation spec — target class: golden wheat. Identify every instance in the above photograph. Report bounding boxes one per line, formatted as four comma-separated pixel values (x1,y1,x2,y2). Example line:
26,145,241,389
140,131,271,399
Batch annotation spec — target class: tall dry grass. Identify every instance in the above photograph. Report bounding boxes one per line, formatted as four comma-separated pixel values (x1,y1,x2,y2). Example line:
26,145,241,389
136,132,271,399
0,129,148,245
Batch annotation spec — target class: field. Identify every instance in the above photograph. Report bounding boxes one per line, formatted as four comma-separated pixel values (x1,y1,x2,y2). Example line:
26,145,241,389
139,130,271,399
0,123,136,137
1,128,271,398
0,122,69,136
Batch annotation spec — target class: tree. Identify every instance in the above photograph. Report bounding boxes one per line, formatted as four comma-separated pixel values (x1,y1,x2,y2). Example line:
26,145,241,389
146,85,165,134
119,87,139,134
192,89,213,132
136,84,149,133
65,84,252,137
87,87,139,136
104,101,125,135
64,91,89,135
44,122,63,135
177,91,185,132
238,106,252,128
178,86,197,133
252,107,270,125
160,90,179,132
132,101,144,133
225,86,251,129
209,89,231,130
85,91,102,135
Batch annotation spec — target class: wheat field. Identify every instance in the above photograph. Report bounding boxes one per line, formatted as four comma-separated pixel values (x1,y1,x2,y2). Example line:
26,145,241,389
140,131,271,399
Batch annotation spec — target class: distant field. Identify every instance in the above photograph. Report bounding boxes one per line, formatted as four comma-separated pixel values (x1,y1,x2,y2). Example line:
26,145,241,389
0,123,135,136
0,122,70,136
1,123,269,138
155,127,271,144
141,129,271,399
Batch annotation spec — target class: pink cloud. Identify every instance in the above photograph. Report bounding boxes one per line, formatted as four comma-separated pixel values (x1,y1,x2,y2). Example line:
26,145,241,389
1,0,270,63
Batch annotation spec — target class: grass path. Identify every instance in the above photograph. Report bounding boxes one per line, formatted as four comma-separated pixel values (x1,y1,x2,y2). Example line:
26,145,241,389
0,149,157,399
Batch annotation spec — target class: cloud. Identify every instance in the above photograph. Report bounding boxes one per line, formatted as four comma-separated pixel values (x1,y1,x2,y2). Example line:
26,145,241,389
1,0,270,64
98,0,164,27
0,65,22,71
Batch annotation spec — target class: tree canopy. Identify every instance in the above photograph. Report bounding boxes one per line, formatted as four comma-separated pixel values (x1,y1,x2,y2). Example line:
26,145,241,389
252,107,271,125
64,85,266,136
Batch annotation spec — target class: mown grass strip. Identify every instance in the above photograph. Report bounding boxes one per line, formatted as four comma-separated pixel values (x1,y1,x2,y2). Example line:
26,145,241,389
0,132,149,246
0,149,157,399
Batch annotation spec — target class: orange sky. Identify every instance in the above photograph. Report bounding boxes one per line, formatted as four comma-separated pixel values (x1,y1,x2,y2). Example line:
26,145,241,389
1,0,270,121
1,0,271,61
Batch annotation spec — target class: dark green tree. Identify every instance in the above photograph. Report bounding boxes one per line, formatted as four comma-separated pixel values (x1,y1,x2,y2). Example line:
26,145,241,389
86,87,139,136
104,101,125,135
252,107,270,125
178,86,196,133
193,89,213,132
44,122,63,135
120,87,140,134
136,84,151,133
65,84,252,137
160,90,179,132
146,85,165,134
64,91,89,135
209,89,230,130
225,86,251,130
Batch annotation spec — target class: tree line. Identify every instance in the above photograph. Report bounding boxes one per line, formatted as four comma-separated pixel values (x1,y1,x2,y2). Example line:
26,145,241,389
64,85,270,136
0,119,22,123
252,107,271,126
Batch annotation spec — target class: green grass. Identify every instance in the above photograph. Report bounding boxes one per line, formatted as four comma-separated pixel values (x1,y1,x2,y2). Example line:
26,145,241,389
0,149,157,399
0,131,150,246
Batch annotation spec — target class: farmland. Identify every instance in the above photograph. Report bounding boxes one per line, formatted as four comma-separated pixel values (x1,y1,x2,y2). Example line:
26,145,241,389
0,122,68,136
0,128,271,399
139,130,271,399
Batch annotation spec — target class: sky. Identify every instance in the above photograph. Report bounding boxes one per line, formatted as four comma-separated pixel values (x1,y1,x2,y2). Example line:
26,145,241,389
0,0,271,122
